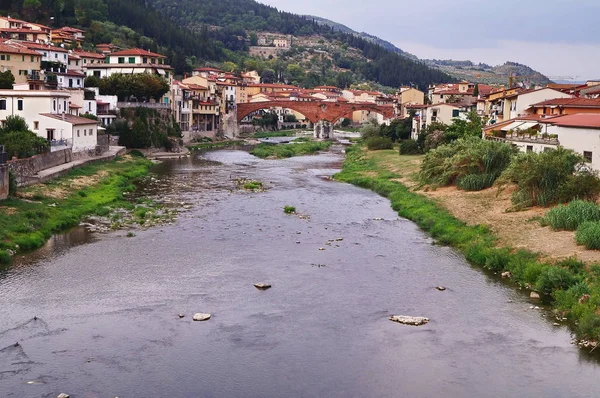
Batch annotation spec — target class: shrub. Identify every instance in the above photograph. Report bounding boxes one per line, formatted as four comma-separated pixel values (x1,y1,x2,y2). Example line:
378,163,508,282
284,205,296,214
557,257,586,274
420,137,515,189
366,137,393,150
8,171,17,196
576,311,600,340
484,248,511,272
456,173,496,191
498,147,600,208
398,139,421,155
576,221,600,249
535,266,577,296
544,200,600,231
129,149,146,158
0,250,10,265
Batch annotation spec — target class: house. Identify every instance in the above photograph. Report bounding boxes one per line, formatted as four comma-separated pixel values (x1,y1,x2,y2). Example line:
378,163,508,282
409,103,469,140
236,83,297,103
0,42,42,84
397,87,425,116
0,89,71,129
23,42,69,67
181,76,219,133
0,16,50,42
484,114,600,170
51,26,85,48
170,80,192,134
56,70,86,89
38,113,99,152
527,98,600,117
485,87,571,123
96,43,120,55
241,71,260,84
70,50,105,71
84,48,173,83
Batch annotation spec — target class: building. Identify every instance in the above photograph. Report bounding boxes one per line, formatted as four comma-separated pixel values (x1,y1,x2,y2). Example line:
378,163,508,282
70,50,105,71
237,83,298,103
55,70,86,89
38,113,99,152
409,103,469,139
181,76,219,134
484,87,571,124
51,26,85,48
84,48,173,83
484,114,600,171
0,42,42,84
0,16,50,42
528,98,600,117
96,43,120,55
23,42,69,67
397,87,425,116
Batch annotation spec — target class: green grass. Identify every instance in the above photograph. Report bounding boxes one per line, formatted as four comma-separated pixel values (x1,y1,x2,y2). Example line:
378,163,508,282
243,181,263,191
544,200,600,231
576,222,600,250
251,141,332,159
284,205,296,214
334,145,600,342
253,131,296,138
187,140,244,150
0,157,153,265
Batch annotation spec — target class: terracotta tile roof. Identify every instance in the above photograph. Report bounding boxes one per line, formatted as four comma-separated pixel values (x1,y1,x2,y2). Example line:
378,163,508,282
547,83,582,90
194,67,223,72
56,71,86,77
40,113,99,125
247,83,298,89
547,113,600,129
0,42,40,56
530,98,600,108
482,114,553,132
73,50,105,59
25,42,69,53
109,48,166,58
54,26,84,33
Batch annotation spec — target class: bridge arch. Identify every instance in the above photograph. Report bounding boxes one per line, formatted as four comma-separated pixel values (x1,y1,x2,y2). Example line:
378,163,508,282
236,101,396,125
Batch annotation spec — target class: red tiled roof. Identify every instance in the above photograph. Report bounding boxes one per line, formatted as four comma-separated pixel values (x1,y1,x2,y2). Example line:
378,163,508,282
73,50,105,59
0,42,40,56
25,42,68,53
56,71,86,77
548,114,600,129
109,48,166,58
247,83,298,89
530,98,600,108
54,26,84,33
194,67,223,72
69,103,82,108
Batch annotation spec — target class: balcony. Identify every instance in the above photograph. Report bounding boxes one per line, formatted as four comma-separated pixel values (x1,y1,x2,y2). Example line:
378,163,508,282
117,102,170,110
27,72,42,81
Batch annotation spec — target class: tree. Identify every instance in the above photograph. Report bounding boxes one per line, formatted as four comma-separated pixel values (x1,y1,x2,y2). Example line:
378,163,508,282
22,0,41,20
84,75,101,88
473,84,479,97
285,64,305,84
341,118,351,127
223,61,237,73
249,32,258,46
445,111,484,141
261,68,276,84
0,115,48,158
0,70,15,89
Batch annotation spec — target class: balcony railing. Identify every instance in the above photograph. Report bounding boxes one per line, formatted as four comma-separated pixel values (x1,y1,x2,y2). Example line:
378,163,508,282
117,102,170,109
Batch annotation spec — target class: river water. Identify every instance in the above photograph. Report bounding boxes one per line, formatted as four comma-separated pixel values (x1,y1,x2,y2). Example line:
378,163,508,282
1,147,600,398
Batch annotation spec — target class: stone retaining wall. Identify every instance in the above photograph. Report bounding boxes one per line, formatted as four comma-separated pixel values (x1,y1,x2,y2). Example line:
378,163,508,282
0,164,8,200
7,149,73,186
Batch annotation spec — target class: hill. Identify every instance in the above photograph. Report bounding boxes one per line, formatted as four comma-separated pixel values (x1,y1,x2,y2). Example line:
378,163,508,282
423,59,552,86
306,15,419,60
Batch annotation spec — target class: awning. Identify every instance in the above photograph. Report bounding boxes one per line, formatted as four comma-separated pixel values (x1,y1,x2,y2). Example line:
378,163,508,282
516,122,539,130
120,68,134,74
133,68,146,74
156,69,165,75
501,121,525,131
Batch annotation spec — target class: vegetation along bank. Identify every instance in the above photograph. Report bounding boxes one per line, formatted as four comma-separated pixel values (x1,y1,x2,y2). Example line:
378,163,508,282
0,155,173,266
335,145,600,346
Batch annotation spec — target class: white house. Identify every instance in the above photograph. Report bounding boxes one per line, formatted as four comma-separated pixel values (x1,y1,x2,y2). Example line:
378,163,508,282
0,90,71,136
508,88,572,120
410,103,468,139
84,48,173,82
56,70,86,89
38,113,99,152
23,42,69,66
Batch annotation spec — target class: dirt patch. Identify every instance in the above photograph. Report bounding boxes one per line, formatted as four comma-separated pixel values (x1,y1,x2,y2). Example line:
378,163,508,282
70,171,108,189
0,206,17,215
370,151,600,264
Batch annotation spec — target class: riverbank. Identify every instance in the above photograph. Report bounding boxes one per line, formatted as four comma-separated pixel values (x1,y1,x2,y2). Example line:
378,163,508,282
187,140,245,151
335,146,600,344
251,140,332,159
0,155,159,265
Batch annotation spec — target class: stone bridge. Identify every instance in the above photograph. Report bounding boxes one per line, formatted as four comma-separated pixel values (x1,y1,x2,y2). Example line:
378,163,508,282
236,100,396,125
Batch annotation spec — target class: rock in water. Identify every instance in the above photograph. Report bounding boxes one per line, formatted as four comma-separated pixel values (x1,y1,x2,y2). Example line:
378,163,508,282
254,283,272,290
57,394,70,398
501,271,512,278
192,313,211,321
389,315,429,326
436,286,446,291
530,292,540,299
178,314,185,318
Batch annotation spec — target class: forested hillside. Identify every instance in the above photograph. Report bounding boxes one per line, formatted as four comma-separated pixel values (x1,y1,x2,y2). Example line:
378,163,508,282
0,0,453,89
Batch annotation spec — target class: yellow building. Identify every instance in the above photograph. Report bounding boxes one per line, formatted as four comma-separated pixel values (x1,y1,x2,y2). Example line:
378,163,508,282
397,87,425,116
0,16,50,42
0,42,42,85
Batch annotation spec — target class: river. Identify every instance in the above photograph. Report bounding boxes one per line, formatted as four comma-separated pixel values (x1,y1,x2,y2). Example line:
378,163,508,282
1,146,600,398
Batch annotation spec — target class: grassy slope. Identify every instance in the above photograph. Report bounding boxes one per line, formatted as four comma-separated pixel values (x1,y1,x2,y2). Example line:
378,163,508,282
335,146,600,343
251,141,332,159
0,157,153,264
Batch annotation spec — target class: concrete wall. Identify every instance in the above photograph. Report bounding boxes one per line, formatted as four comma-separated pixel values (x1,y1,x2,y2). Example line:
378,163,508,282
0,164,8,200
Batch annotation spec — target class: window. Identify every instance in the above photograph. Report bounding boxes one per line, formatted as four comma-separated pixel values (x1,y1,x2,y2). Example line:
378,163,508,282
21,55,24,61
584,151,593,163
89,129,93,136
17,99,23,111
143,57,148,64
55,53,58,58
53,100,56,111
84,129,87,136
77,130,80,137
43,52,47,56
0,55,4,61
31,56,34,62
63,101,67,111
6,55,9,61
33,121,39,130
0,99,6,110
526,145,533,152
118,57,125,64
128,57,135,64
452,109,459,117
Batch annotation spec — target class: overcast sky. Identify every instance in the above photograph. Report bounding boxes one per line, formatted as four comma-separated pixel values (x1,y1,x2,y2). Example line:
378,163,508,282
258,0,599,81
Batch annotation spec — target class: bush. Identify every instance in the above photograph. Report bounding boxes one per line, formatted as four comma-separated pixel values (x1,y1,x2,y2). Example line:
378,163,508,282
420,137,515,189
576,311,600,340
576,221,600,249
8,171,17,196
456,173,496,191
535,266,577,296
341,118,351,127
544,200,600,231
498,147,600,208
398,139,421,155
284,205,296,214
366,137,393,150
0,249,10,265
